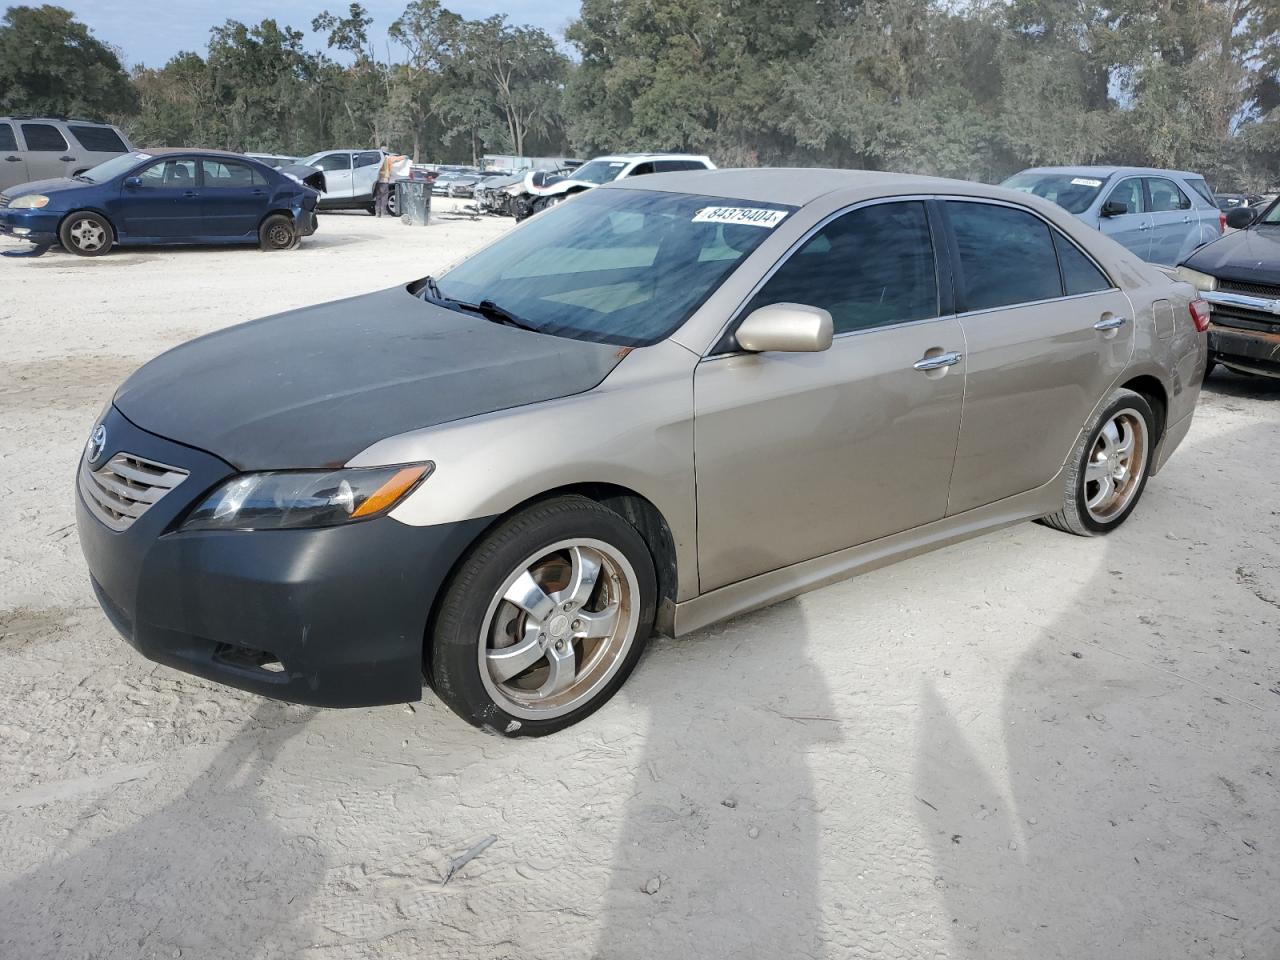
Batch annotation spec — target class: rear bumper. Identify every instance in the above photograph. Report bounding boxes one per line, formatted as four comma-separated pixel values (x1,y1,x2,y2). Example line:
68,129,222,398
77,405,491,707
0,207,59,244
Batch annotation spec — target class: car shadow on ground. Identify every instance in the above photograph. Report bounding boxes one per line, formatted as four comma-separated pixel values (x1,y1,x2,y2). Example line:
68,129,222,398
593,593,838,959
914,419,1277,957
0,702,326,959
1202,368,1280,401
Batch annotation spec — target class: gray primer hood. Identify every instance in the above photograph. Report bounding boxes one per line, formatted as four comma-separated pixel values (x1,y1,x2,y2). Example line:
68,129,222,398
113,284,626,470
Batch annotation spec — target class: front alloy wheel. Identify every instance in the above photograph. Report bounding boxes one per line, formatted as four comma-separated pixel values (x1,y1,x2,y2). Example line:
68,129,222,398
430,496,657,736
480,539,639,720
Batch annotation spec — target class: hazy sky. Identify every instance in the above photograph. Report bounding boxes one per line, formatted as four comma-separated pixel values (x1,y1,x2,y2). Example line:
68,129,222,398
59,0,582,69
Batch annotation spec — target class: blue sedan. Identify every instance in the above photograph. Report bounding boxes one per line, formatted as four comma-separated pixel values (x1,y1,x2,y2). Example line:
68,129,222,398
0,148,321,256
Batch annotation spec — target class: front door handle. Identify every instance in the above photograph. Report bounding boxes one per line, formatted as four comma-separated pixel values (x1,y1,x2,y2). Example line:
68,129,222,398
183,190,198,198
1094,316,1127,331
59,155,76,162
913,351,963,371
4,156,20,162
1139,223,1151,230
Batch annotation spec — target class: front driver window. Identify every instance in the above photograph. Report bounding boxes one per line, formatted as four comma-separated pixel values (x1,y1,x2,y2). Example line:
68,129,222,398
314,154,351,172
1106,179,1145,215
743,201,939,335
136,159,197,188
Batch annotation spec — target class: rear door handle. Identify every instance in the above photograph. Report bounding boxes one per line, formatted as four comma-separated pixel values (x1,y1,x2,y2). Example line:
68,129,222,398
914,351,963,371
4,156,20,162
1138,223,1151,230
1094,316,1127,330
183,190,198,198
59,155,76,162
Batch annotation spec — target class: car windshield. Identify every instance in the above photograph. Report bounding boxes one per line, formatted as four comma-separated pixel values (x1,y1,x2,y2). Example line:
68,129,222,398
1001,172,1107,215
570,159,629,185
80,152,151,183
435,188,793,346
1258,200,1280,225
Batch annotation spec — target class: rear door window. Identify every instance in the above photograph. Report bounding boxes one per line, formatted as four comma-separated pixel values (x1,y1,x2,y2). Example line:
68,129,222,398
354,151,381,168
201,159,264,187
20,123,69,151
745,200,938,334
0,122,16,151
1146,177,1191,212
626,162,656,177
947,201,1063,310
68,125,127,153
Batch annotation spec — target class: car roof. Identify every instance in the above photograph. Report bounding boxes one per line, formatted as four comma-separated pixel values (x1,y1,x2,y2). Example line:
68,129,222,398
598,167,1044,207
1015,165,1206,180
1,115,115,125
137,147,266,159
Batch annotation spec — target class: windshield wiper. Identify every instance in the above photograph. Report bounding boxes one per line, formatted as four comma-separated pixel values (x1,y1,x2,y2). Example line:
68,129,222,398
72,174,94,183
456,298,542,333
418,276,541,333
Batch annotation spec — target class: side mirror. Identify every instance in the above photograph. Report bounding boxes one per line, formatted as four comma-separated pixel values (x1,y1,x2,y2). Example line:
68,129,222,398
1225,207,1256,229
1100,200,1129,218
736,303,834,353
124,177,142,189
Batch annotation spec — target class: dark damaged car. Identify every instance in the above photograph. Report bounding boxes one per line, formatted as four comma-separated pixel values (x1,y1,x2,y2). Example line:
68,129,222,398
1178,201,1280,378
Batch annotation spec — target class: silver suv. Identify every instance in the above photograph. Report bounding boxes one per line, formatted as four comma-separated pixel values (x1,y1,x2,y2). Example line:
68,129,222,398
0,116,133,191
1003,166,1224,265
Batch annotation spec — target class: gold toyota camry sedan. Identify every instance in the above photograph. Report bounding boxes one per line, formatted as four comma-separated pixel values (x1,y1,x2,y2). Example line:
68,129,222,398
76,169,1208,735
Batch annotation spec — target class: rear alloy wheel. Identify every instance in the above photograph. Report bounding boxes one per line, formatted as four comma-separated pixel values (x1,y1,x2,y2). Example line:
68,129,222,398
258,214,297,251
1042,388,1155,536
59,212,113,257
430,496,657,736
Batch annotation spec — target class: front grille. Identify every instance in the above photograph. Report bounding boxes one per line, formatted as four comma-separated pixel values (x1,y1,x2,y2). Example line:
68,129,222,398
1209,306,1280,333
79,452,188,531
1219,278,1280,299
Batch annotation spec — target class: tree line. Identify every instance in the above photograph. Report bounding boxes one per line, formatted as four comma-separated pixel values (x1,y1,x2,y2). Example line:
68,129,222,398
1,1,1277,190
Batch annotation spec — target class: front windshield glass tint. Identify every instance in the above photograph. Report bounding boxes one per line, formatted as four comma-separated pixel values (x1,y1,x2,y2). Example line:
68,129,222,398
570,159,628,184
1001,172,1106,215
437,188,793,346
81,152,150,182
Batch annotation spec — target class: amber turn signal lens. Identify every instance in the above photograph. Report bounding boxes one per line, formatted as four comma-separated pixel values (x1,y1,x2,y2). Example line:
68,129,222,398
351,465,431,518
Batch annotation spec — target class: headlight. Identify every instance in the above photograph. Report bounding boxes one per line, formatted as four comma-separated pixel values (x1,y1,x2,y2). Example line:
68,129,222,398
181,463,432,531
10,194,50,209
1175,265,1217,292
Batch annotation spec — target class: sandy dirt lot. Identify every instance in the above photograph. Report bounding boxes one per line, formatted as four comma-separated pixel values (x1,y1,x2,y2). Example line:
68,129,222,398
1,202,1277,960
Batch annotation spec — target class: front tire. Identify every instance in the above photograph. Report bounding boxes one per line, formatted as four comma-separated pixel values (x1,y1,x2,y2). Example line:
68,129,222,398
59,211,113,256
258,214,297,251
1042,388,1155,536
430,496,657,737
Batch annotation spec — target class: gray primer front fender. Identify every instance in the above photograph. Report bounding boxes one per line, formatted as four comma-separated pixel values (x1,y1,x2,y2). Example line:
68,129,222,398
346,338,702,601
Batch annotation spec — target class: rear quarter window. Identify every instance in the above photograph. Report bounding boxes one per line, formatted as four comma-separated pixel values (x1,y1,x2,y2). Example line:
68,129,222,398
68,125,128,153
1185,177,1216,206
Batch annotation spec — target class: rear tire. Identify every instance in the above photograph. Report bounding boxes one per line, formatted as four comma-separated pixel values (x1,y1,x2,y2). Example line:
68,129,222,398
1041,388,1155,537
258,214,297,251
59,211,113,256
430,496,657,737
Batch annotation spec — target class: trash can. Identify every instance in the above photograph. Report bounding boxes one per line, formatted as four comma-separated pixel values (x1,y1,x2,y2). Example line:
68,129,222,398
396,178,431,226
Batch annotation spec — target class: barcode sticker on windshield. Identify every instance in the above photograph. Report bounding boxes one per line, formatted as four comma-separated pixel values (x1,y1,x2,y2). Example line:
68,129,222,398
692,206,788,228
1071,177,1103,187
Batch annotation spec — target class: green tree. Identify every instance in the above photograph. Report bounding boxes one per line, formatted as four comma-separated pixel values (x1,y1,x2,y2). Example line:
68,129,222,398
0,4,138,117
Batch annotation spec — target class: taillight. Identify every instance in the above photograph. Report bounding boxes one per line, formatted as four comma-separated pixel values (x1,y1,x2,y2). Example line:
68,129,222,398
1190,298,1211,332
1219,212,1227,233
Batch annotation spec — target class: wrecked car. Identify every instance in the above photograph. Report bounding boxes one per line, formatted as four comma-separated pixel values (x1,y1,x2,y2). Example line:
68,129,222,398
1177,200,1280,379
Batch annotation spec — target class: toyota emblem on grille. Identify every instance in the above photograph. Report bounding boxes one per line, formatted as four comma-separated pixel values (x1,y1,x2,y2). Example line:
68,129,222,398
86,424,107,464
